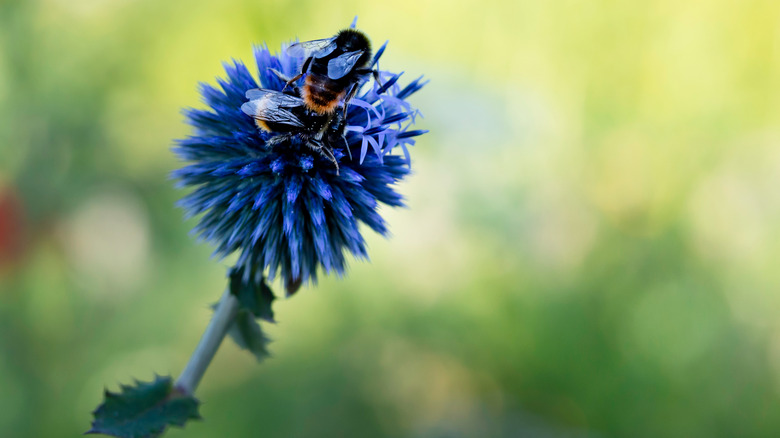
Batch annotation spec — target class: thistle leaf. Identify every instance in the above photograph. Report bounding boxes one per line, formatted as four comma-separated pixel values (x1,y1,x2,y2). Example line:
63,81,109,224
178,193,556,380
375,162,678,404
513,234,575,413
227,309,272,362
229,267,276,322
87,376,200,438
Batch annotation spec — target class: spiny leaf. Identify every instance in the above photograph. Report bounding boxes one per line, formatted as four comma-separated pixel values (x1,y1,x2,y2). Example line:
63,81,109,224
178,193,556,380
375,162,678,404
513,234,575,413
227,309,272,362
87,375,200,438
229,266,276,321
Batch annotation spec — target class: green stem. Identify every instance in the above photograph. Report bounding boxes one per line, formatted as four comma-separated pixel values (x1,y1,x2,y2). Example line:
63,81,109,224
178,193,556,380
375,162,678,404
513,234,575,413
175,288,239,395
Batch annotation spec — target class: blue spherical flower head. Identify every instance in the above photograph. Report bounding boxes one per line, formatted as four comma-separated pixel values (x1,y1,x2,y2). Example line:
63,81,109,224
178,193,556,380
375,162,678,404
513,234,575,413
173,32,427,295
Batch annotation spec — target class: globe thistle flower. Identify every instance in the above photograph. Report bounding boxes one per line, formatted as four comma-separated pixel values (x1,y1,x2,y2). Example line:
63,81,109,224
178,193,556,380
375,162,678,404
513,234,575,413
173,32,427,294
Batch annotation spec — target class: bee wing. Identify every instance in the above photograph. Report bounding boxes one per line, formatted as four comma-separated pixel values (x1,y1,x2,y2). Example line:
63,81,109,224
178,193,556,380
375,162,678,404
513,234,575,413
245,88,302,108
327,50,364,79
241,91,306,128
287,37,338,59
246,88,272,100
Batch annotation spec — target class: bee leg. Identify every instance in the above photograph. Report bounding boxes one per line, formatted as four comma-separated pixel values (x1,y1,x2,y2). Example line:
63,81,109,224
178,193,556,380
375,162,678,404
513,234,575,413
307,140,340,176
338,85,357,143
283,56,312,92
355,68,383,89
322,146,340,176
265,133,292,149
342,83,359,118
282,74,301,92
327,111,352,162
341,133,352,161
268,68,300,94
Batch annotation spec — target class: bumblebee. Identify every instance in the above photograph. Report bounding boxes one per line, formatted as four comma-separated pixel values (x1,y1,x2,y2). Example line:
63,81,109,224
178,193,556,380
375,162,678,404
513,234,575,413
241,88,348,174
241,28,381,174
284,28,379,115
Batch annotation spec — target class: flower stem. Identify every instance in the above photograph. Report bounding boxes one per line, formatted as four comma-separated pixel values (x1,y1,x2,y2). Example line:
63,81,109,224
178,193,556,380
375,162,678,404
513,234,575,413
175,288,239,395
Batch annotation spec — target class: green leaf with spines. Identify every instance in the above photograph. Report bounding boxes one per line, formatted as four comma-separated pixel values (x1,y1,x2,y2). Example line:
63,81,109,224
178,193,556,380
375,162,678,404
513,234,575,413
229,267,276,322
227,309,272,362
87,375,200,438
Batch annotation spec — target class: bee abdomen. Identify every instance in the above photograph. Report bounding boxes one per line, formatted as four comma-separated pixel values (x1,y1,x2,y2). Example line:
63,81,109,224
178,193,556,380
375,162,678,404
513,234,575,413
302,76,345,114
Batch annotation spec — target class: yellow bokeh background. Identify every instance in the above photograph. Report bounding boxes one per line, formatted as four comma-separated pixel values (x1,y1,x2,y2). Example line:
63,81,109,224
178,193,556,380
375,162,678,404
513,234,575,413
1,0,780,436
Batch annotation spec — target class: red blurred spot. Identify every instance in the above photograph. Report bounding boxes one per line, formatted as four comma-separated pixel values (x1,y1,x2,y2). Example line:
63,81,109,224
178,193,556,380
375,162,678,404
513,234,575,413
0,186,26,270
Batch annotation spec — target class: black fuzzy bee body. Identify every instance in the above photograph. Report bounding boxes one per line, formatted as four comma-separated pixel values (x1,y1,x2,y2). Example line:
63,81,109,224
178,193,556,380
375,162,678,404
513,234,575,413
287,28,378,114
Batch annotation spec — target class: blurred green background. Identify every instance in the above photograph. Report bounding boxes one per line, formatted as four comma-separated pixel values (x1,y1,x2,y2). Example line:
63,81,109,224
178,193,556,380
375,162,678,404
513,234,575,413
2,0,780,437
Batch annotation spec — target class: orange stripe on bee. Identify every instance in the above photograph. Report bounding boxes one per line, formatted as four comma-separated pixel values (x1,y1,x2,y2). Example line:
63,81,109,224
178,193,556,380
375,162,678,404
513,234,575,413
254,118,272,132
301,85,346,114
